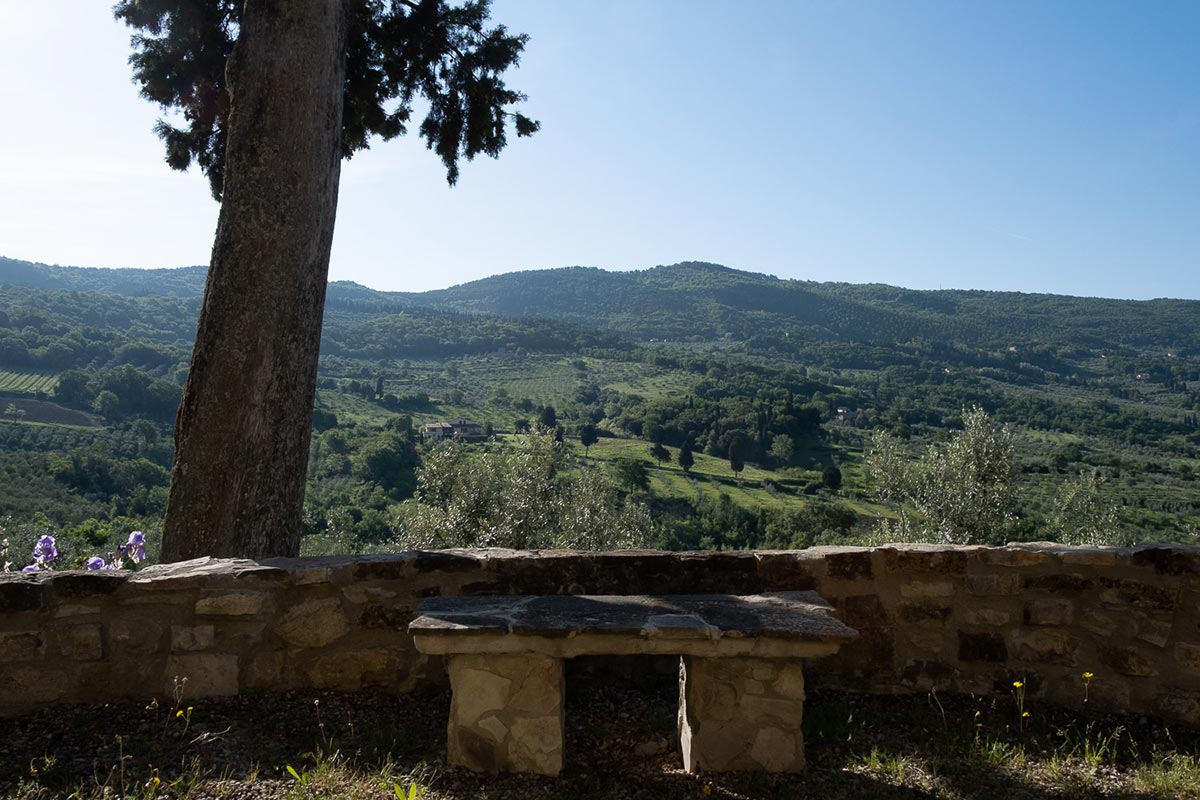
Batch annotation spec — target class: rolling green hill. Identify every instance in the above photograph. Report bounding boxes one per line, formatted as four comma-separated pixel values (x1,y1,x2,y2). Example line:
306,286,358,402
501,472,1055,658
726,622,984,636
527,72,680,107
2,254,1198,553
7,255,1199,354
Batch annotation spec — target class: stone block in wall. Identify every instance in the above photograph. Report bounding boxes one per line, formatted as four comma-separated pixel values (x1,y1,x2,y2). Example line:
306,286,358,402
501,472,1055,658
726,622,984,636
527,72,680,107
1060,549,1124,567
308,649,399,691
413,549,486,576
195,592,267,616
275,597,349,648
959,607,1012,627
1137,617,1173,648
899,659,959,691
1,664,70,704
342,584,398,604
754,552,821,589
958,631,1007,663
53,602,107,618
898,603,952,623
1011,630,1077,666
898,604,951,652
0,580,44,612
1131,546,1200,576
899,581,955,599
824,594,895,688
242,651,284,690
1041,671,1128,710
117,591,196,607
1087,677,1131,711
361,605,411,631
1023,573,1092,592
983,547,1058,567
57,623,103,661
902,625,947,654
991,670,1042,695
825,550,873,580
48,573,125,600
966,573,1021,596
0,631,45,662
110,618,163,656
171,625,214,653
1175,642,1200,672
1099,644,1156,677
283,565,334,585
881,547,971,575
1155,687,1200,725
165,654,239,698
1079,609,1119,638
1025,599,1075,627
1098,579,1179,614
213,621,266,652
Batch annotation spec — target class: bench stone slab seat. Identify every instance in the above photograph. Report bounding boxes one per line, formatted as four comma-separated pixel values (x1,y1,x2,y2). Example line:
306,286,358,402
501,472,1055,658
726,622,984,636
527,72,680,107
410,592,857,776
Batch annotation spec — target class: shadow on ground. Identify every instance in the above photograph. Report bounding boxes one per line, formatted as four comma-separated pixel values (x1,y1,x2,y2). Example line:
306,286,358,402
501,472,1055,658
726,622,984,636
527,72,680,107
1,682,1196,799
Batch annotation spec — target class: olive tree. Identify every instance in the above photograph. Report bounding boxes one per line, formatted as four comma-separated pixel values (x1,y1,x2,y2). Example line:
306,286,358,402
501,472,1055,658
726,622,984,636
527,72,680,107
1047,469,1121,546
393,431,655,550
867,406,1016,544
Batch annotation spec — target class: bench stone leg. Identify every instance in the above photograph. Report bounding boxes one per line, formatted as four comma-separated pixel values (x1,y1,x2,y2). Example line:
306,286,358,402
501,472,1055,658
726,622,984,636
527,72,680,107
678,656,807,772
446,653,564,776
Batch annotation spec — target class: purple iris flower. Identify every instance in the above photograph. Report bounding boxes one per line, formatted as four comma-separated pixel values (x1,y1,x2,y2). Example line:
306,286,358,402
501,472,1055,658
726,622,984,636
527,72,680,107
127,531,146,563
32,535,57,563
86,556,105,570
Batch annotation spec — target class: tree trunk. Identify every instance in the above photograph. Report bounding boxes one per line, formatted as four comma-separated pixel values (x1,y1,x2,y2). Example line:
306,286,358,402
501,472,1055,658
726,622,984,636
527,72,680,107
160,0,348,562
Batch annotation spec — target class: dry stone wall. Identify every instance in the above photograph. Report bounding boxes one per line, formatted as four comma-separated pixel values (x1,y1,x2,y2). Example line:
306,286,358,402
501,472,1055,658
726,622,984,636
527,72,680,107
2,544,1199,723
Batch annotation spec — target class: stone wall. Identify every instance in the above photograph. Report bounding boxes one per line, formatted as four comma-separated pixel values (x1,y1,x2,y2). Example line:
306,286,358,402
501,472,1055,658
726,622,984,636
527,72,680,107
2,544,1199,723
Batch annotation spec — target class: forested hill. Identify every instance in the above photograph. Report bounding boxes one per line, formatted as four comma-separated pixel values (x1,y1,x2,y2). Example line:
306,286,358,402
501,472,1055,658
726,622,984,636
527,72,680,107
4,255,1199,355
0,256,207,296
407,262,1200,354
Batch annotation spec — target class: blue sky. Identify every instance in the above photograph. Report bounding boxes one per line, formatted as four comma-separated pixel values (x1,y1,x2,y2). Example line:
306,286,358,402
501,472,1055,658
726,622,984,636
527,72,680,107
0,1,1196,298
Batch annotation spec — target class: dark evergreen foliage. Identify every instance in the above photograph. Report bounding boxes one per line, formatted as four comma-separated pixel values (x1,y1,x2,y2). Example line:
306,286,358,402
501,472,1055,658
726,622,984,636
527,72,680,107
113,0,538,199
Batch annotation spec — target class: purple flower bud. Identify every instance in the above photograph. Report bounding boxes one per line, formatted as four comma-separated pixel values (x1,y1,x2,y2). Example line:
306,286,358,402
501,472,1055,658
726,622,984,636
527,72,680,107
22,564,38,572
86,557,105,570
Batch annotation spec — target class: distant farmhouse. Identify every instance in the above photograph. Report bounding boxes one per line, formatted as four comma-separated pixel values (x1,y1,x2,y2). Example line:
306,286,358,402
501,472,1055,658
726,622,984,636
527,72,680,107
423,418,486,443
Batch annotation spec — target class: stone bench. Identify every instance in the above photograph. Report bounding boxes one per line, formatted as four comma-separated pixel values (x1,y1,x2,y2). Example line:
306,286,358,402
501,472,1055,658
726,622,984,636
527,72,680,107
409,591,858,776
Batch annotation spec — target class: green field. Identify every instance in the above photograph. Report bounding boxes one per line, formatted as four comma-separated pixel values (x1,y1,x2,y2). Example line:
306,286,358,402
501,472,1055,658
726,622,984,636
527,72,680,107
556,435,892,519
0,395,99,427
0,369,58,395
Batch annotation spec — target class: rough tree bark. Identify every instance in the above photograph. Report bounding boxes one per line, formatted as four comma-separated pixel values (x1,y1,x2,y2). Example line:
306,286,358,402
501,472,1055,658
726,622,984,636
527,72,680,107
160,0,348,561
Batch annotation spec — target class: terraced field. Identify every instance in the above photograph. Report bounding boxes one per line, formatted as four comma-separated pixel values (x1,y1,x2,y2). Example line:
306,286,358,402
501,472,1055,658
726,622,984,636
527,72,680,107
500,361,581,408
0,369,58,395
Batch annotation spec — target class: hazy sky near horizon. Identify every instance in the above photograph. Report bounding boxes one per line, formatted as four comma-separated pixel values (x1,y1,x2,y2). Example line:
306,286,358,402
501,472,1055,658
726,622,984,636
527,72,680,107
0,1,1197,298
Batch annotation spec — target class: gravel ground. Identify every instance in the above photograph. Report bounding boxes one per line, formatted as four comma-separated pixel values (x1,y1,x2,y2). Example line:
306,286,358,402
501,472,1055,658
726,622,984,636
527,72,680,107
2,678,1197,800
